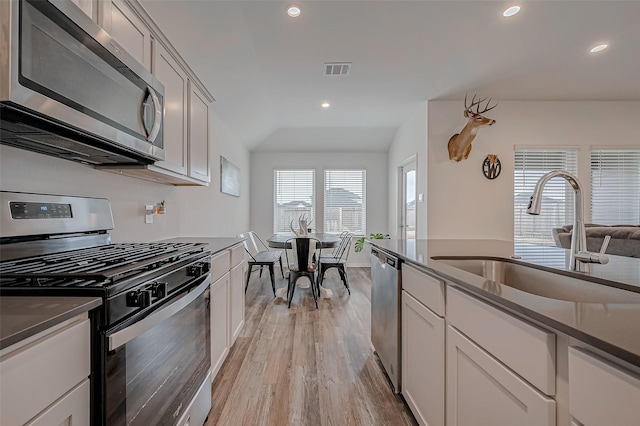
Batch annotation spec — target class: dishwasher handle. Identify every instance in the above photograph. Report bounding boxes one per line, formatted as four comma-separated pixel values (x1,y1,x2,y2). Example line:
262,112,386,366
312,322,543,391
371,247,400,269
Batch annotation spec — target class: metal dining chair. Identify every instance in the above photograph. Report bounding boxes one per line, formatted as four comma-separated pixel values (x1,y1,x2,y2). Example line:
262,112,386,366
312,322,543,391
238,231,284,297
285,237,322,308
318,233,353,294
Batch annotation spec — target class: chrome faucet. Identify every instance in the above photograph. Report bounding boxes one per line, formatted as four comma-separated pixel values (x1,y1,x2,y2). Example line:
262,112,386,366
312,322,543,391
526,170,610,273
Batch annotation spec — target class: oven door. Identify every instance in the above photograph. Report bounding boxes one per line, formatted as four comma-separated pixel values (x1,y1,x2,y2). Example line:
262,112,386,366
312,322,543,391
103,277,210,426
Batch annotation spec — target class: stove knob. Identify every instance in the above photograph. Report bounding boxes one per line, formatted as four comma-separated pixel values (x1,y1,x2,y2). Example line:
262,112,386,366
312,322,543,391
187,264,203,277
126,289,152,308
151,282,168,298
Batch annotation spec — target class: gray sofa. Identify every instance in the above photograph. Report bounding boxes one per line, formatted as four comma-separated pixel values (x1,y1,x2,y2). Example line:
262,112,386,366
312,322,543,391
552,224,640,258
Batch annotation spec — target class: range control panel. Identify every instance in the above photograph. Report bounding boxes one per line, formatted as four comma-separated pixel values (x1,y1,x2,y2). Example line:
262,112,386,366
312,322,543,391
9,202,73,219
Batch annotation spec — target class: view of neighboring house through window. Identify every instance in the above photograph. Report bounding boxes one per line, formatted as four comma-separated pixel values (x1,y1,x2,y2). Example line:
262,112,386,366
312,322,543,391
591,149,640,225
324,170,366,235
274,169,315,233
514,149,578,264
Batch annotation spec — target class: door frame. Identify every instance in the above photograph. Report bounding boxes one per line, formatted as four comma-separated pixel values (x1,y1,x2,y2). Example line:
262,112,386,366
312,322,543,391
398,154,418,240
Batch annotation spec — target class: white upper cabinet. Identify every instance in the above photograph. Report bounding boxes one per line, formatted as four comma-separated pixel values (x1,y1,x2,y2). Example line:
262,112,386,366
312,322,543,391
153,40,188,175
188,82,211,183
66,0,95,19
98,0,152,70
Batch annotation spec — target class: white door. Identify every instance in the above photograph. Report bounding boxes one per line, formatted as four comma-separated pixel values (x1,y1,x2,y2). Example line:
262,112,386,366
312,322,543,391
398,155,417,239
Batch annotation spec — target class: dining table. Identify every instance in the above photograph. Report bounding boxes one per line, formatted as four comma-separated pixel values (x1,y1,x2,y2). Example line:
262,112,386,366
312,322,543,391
266,232,343,299
266,233,341,249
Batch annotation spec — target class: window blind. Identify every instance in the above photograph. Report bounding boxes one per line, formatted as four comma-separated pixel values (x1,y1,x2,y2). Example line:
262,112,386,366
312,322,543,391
514,149,578,265
323,170,366,235
591,150,640,225
274,169,315,233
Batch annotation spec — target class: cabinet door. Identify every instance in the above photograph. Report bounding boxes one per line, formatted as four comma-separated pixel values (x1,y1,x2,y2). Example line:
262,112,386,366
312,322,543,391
568,346,640,425
65,0,95,19
446,326,555,426
153,40,188,175
402,291,445,426
210,272,230,381
98,0,152,70
188,82,211,183
230,260,246,345
26,380,90,426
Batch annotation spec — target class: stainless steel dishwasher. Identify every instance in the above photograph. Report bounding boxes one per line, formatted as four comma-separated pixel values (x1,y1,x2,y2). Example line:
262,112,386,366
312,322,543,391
370,246,402,393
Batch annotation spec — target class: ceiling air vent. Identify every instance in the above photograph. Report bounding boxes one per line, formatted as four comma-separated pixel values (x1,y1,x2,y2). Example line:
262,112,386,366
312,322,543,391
324,62,351,76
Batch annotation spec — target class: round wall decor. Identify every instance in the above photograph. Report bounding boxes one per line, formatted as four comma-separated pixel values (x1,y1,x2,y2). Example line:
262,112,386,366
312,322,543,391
482,154,501,180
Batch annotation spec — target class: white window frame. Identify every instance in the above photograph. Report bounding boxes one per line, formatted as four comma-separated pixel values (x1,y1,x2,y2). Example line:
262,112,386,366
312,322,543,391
273,169,315,234
590,148,640,225
323,169,366,235
514,147,579,266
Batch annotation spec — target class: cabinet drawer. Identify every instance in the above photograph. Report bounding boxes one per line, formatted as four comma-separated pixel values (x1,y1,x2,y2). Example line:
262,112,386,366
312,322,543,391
402,263,445,316
0,318,90,426
569,347,640,425
448,287,555,395
211,250,231,283
230,244,246,268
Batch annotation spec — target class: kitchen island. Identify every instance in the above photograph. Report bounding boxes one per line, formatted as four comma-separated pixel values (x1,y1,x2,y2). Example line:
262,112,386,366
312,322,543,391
368,239,640,426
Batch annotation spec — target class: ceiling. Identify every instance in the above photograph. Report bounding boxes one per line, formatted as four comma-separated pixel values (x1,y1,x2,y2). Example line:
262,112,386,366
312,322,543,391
139,0,640,152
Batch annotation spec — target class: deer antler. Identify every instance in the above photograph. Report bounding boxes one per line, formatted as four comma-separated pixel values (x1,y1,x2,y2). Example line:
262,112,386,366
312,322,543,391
464,93,498,116
476,97,498,115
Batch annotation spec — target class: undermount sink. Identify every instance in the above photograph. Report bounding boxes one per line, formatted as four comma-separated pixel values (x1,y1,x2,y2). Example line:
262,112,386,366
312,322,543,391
432,257,640,303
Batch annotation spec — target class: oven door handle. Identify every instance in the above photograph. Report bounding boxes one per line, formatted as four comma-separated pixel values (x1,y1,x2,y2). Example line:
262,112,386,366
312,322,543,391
108,277,209,351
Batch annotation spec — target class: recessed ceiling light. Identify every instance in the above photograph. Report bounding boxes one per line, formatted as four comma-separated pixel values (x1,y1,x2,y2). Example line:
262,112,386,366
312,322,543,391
502,6,520,17
321,102,330,108
590,44,608,53
286,5,301,18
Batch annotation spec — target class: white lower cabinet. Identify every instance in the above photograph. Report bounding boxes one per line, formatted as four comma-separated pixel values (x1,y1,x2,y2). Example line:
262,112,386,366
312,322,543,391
402,291,445,426
230,260,247,345
568,346,640,425
446,325,556,426
210,271,230,380
0,316,90,426
26,380,90,426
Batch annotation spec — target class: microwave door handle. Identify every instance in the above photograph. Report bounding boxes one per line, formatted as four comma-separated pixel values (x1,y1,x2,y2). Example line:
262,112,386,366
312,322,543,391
146,87,162,143
108,277,208,351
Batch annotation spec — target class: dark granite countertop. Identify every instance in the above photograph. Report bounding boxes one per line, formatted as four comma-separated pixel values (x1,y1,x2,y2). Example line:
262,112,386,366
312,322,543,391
368,239,640,367
158,237,244,255
0,296,101,350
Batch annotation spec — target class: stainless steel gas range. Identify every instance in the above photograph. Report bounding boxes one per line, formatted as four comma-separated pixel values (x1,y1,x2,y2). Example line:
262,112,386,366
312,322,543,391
0,191,212,426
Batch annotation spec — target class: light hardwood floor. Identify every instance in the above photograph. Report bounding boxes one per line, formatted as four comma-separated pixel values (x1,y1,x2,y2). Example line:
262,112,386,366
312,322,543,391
205,267,418,426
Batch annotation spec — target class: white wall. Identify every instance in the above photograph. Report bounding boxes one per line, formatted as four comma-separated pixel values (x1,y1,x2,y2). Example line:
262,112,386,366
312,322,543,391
250,151,388,266
177,114,250,237
387,102,428,239
426,101,640,240
0,111,250,242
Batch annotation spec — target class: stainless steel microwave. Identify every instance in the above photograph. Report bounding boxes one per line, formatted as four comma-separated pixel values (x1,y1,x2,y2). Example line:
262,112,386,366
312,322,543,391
0,0,165,165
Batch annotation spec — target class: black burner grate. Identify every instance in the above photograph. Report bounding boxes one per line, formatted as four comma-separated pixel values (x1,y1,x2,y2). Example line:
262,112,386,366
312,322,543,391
0,242,205,288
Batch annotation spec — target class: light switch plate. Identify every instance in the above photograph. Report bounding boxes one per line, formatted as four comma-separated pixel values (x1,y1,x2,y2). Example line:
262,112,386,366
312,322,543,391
145,205,154,224
418,193,424,202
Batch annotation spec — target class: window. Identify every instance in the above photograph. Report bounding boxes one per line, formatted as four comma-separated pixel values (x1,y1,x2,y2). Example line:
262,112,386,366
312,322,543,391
591,150,640,225
274,169,315,233
324,170,366,235
514,149,578,265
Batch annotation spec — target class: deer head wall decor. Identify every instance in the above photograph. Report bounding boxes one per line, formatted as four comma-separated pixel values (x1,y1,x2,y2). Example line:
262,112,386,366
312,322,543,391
448,94,498,162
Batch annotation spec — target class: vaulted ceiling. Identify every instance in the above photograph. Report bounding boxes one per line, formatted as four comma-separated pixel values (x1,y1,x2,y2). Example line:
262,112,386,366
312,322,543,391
140,1,640,152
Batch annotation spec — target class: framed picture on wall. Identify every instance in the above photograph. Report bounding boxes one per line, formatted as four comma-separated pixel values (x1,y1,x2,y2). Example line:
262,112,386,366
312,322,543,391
220,156,240,197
